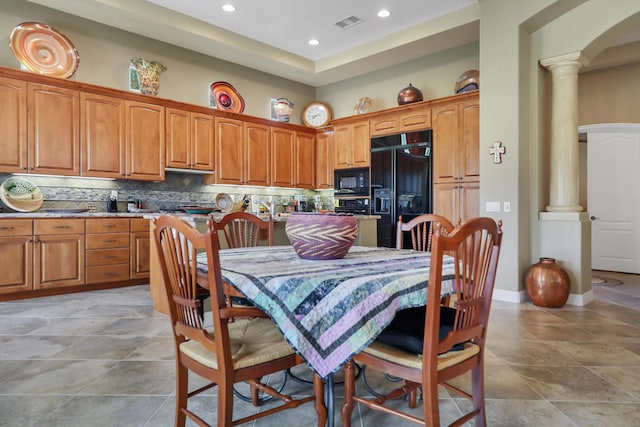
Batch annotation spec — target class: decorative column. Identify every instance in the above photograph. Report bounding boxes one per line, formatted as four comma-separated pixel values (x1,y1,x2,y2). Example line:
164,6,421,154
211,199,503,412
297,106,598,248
540,52,589,212
538,51,592,306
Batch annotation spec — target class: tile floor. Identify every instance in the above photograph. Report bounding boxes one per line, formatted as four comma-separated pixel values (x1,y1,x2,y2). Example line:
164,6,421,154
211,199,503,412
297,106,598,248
1,271,639,426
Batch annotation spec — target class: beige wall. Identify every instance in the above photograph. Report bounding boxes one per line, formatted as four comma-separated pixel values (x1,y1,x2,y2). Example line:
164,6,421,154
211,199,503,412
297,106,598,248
0,0,315,124
579,61,640,125
317,42,479,119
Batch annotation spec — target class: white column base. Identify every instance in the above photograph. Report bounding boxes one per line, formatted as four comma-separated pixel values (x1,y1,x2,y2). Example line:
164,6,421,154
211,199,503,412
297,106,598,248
538,212,592,306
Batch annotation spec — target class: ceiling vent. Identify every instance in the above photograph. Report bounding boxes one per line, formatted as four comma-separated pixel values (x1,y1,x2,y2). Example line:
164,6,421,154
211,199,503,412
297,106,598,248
334,16,363,30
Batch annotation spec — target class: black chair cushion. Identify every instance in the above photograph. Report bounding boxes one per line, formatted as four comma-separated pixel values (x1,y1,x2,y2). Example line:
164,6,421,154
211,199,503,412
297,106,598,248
376,306,465,354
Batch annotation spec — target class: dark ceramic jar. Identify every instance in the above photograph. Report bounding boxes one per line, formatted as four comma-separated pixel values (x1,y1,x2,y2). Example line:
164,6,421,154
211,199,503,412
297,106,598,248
525,257,571,307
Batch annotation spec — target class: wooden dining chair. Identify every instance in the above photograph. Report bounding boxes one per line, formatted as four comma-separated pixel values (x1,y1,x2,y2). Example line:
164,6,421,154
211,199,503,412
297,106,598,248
212,211,274,248
396,213,455,251
342,217,503,427
153,215,326,427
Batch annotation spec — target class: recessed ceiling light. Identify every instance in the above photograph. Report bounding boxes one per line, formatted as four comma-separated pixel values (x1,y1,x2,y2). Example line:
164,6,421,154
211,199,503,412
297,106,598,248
222,4,236,12
308,39,319,46
377,9,391,18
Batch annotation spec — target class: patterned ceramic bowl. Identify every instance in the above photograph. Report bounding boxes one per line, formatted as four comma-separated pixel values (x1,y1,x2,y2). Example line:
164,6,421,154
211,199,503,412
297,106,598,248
285,213,358,260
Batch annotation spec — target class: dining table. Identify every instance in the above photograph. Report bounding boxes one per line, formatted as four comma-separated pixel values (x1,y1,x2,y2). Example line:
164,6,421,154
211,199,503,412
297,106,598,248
196,245,456,427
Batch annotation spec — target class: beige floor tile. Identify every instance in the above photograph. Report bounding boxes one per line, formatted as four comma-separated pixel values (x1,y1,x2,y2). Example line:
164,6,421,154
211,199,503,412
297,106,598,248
1,271,639,426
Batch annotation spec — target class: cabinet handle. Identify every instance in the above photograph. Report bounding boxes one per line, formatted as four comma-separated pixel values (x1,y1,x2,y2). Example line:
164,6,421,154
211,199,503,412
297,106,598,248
103,272,117,277
102,239,116,243
0,226,14,230
102,255,117,259
22,166,28,171
34,239,40,243
53,225,70,229
102,224,116,228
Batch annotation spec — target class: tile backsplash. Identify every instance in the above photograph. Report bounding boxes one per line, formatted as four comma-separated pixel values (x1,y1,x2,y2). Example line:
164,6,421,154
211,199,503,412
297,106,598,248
0,172,333,213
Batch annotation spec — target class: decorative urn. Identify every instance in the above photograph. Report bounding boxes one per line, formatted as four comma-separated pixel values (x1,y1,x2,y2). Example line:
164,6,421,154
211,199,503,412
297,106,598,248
525,257,571,308
397,83,424,105
130,58,166,96
285,213,358,260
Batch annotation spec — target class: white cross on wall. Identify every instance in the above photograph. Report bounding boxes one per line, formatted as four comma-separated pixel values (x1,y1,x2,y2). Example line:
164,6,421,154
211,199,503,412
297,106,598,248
489,141,505,164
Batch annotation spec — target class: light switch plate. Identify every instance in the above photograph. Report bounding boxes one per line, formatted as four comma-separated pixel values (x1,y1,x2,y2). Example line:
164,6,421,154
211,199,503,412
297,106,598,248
486,201,501,212
503,202,511,212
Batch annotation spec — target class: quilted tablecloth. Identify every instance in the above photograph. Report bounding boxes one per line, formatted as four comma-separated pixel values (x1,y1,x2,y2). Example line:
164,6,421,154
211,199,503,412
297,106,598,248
197,245,455,378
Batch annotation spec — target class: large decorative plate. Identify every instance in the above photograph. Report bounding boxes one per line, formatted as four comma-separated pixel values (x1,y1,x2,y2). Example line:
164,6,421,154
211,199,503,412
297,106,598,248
215,193,233,213
0,177,44,212
9,22,79,79
353,96,372,115
210,81,245,113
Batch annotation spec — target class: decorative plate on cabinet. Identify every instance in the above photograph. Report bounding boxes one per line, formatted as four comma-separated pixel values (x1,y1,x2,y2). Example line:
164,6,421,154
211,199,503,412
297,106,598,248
209,81,245,113
9,22,79,79
0,177,44,212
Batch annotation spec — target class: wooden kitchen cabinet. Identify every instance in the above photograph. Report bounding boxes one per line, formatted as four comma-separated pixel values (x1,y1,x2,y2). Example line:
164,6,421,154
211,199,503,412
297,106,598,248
85,218,130,284
81,92,126,178
271,128,315,189
432,95,479,222
125,100,165,180
334,120,369,169
369,105,431,137
0,76,27,173
33,219,85,290
130,218,150,279
295,131,315,189
214,117,270,186
315,129,334,189
166,108,214,171
28,83,80,176
432,98,479,184
0,220,33,295
433,181,480,225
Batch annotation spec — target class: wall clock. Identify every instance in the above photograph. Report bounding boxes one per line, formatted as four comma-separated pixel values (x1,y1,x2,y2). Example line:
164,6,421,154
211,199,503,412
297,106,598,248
302,101,332,128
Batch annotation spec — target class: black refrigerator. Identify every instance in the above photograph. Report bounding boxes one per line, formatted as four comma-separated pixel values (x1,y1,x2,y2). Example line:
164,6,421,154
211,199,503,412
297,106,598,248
370,130,433,248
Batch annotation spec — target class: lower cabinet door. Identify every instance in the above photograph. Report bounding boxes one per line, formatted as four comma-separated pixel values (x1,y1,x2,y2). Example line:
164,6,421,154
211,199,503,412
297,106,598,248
34,234,85,289
0,236,33,294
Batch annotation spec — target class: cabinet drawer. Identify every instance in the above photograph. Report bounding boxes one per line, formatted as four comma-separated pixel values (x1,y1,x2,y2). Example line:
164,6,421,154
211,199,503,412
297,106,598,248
399,109,431,130
86,263,130,284
370,116,399,136
86,218,130,233
35,219,85,235
0,220,33,236
130,218,149,232
86,233,130,249
86,248,130,266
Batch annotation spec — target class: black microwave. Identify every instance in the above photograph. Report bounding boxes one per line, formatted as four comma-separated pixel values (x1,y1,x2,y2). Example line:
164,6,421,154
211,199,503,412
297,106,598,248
334,167,369,196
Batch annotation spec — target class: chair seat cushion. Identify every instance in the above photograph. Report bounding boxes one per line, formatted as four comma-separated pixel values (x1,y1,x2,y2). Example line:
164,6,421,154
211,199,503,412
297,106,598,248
375,306,465,354
363,340,480,371
180,318,295,369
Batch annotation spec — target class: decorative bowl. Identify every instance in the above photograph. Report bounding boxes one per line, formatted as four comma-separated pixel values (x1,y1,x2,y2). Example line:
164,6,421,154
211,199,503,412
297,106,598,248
285,213,358,260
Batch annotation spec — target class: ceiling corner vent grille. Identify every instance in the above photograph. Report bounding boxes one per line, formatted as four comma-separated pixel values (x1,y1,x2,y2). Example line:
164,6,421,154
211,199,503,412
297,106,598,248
334,16,363,30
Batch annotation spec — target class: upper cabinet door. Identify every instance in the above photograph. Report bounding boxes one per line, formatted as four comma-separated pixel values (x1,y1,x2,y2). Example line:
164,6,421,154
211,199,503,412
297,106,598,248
315,130,334,189
271,127,295,187
81,92,126,178
0,77,27,173
191,112,214,171
244,122,270,186
334,120,369,169
167,108,214,171
295,132,315,189
432,103,459,184
166,108,191,169
215,117,244,184
125,101,165,181
459,99,480,181
28,83,80,176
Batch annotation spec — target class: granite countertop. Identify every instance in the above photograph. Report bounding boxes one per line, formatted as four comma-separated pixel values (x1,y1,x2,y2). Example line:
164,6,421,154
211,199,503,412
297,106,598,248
0,211,380,221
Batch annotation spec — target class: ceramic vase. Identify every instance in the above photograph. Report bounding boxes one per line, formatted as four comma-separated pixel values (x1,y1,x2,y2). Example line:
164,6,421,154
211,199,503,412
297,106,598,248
525,257,570,308
131,58,166,96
